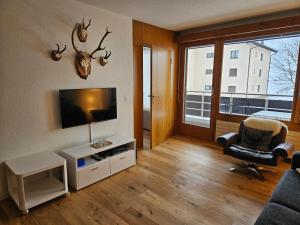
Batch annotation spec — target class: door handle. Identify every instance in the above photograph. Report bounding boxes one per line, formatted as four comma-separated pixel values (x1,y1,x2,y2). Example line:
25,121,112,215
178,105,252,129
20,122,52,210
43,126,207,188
90,167,99,171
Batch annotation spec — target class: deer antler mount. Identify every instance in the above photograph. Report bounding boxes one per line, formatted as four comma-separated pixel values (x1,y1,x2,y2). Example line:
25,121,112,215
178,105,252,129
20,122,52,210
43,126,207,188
71,23,112,79
77,18,91,42
49,19,112,79
51,44,67,61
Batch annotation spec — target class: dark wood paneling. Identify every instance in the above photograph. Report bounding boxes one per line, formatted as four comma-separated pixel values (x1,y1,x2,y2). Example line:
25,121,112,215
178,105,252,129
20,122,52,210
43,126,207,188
177,15,300,43
293,45,300,124
133,21,144,148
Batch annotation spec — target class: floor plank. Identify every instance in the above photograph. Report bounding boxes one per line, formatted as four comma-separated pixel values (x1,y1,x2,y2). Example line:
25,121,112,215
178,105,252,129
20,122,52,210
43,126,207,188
0,135,290,225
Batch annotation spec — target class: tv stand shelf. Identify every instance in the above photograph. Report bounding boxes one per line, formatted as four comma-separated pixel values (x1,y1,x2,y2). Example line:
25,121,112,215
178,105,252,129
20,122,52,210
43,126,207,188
60,135,136,190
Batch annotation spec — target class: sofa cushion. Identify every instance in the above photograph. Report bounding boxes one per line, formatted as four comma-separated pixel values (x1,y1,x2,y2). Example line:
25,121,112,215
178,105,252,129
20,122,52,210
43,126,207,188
241,126,273,152
270,169,300,212
255,202,300,225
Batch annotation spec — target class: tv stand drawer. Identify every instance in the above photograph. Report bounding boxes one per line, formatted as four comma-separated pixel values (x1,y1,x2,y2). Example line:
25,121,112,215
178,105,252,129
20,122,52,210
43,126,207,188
77,159,110,189
110,150,135,175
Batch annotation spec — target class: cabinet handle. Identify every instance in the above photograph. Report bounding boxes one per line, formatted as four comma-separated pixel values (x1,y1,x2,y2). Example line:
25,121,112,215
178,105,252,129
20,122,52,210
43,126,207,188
119,156,126,160
90,167,99,171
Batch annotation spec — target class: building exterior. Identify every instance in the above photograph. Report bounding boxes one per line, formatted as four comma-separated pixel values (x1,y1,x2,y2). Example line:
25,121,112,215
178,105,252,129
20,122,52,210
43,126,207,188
184,42,279,126
186,42,275,98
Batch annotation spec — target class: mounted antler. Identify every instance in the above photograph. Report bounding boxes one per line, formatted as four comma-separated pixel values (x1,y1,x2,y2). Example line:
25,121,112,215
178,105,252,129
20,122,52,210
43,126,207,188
77,18,92,42
100,50,112,66
90,28,112,59
51,43,67,61
71,22,112,79
72,23,92,79
72,24,81,55
83,18,91,29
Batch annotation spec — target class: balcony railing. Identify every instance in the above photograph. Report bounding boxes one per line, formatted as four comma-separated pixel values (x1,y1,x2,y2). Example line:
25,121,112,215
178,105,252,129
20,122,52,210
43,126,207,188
185,91,293,122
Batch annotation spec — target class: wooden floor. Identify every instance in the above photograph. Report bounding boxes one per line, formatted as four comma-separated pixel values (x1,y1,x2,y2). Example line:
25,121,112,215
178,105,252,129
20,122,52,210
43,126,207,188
0,135,290,225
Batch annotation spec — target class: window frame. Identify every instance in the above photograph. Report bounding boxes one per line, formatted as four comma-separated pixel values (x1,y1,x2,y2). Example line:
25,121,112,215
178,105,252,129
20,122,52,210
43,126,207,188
217,33,300,125
177,40,223,141
205,69,213,75
229,68,238,77
228,86,236,93
205,85,212,91
177,15,300,135
230,50,239,59
206,52,214,58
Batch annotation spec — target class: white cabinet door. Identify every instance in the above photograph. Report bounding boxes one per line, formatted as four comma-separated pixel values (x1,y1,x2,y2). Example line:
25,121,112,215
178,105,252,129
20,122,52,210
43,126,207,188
110,150,135,175
77,159,110,189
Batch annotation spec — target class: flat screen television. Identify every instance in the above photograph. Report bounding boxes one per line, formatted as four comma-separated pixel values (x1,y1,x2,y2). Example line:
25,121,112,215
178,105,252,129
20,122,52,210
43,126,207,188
59,88,117,128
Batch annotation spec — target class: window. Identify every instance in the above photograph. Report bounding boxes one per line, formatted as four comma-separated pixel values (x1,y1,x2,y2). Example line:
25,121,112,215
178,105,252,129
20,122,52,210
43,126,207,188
205,69,213,75
229,68,237,77
205,85,212,91
228,86,236,93
206,53,214,58
219,35,300,121
183,44,215,128
230,50,239,59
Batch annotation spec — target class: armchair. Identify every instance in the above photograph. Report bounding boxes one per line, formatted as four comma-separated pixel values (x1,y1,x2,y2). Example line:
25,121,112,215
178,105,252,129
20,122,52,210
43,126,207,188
217,117,293,180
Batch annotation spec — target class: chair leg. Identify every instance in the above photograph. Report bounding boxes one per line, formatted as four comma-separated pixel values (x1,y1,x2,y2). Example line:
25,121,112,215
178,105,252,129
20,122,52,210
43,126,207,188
248,166,266,181
229,162,274,181
257,166,277,173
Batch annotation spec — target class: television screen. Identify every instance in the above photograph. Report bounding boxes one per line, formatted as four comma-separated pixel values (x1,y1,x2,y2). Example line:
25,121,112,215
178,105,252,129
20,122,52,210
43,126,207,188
59,88,117,128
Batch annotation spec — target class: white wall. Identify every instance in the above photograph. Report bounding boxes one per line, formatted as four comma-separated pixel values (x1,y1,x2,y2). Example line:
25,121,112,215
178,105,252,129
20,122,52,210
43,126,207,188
143,47,151,110
143,47,151,130
0,0,133,198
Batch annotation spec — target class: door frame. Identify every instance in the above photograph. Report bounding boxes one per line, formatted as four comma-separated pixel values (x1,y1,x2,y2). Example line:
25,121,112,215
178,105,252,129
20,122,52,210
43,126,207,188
142,45,153,149
177,39,224,141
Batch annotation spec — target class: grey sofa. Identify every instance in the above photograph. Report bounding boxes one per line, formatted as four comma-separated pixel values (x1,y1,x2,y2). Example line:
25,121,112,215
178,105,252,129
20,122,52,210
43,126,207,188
255,152,300,225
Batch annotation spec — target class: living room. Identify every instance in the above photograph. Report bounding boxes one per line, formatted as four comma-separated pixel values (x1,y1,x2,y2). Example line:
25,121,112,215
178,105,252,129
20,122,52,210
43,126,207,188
0,0,300,224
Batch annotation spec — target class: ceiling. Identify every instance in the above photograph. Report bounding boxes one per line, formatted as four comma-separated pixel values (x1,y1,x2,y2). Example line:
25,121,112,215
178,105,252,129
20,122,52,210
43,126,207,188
77,0,300,31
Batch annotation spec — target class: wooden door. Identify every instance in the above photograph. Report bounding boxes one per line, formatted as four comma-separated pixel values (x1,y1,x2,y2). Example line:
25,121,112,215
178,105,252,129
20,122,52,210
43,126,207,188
177,41,223,141
151,46,173,147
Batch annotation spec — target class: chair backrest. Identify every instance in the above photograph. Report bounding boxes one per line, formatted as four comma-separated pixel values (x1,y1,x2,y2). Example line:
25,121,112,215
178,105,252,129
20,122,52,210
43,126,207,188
238,117,288,149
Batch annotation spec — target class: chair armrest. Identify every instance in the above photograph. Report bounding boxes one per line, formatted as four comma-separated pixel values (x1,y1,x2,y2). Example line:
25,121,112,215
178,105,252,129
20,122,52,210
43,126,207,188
292,152,300,169
216,133,239,147
272,143,294,158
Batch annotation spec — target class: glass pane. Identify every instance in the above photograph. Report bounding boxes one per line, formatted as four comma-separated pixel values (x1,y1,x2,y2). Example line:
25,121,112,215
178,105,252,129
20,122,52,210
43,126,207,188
183,45,215,128
219,34,300,121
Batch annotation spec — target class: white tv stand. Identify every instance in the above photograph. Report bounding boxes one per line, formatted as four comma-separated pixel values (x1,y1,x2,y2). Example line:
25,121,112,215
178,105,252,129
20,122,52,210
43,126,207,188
60,135,136,190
